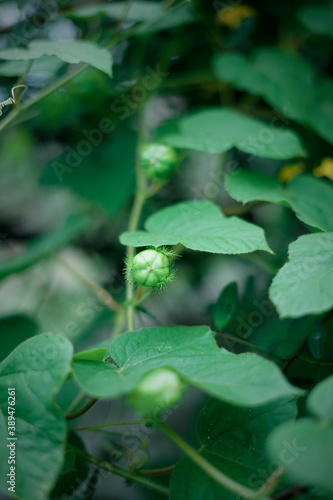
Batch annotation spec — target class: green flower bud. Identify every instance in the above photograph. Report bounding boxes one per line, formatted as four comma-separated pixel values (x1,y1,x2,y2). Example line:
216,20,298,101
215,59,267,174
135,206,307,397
128,248,173,289
129,368,185,416
140,143,178,182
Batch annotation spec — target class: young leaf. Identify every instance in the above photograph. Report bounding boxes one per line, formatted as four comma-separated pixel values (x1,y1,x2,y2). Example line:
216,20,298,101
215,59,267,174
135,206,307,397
213,282,238,331
267,419,333,493
269,233,333,318
0,214,90,280
225,171,333,232
72,326,302,406
307,375,333,421
160,108,305,159
297,3,333,38
213,48,333,145
0,334,73,500
0,40,113,76
170,398,297,499
120,200,272,254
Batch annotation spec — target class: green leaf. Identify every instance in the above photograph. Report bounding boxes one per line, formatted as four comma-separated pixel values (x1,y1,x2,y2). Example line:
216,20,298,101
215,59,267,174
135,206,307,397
73,347,108,362
41,128,136,218
120,200,272,254
0,214,90,280
50,432,89,499
0,334,73,500
297,3,333,38
170,398,297,500
68,2,195,32
72,326,302,406
213,49,333,145
68,1,163,21
269,232,333,318
0,315,39,361
213,49,314,124
161,108,305,159
213,282,238,331
267,419,333,493
0,56,64,77
0,40,112,76
225,171,333,232
307,375,333,421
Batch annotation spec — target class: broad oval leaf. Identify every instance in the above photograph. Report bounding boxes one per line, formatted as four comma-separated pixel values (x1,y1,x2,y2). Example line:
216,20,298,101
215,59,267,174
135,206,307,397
0,40,112,76
213,282,238,331
225,171,333,232
161,108,305,159
120,200,272,254
267,419,333,493
307,375,333,421
72,325,302,406
269,233,333,318
213,48,333,145
170,398,297,500
0,334,73,500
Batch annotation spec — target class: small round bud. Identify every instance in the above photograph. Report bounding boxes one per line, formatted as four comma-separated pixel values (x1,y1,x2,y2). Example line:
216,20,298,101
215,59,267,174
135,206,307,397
129,368,185,415
140,143,178,181
131,249,170,288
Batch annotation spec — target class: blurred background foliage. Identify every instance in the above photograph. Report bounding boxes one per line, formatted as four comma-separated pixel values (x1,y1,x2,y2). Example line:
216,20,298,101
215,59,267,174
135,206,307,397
0,0,332,498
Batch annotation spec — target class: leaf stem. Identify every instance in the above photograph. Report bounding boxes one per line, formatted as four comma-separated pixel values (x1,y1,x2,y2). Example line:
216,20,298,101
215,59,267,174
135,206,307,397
69,420,145,431
69,445,170,496
66,397,98,421
125,108,146,331
157,420,268,499
55,255,121,312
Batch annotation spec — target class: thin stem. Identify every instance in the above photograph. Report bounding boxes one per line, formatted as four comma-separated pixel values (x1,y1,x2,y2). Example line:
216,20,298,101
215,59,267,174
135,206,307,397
112,307,126,337
55,255,121,312
69,445,169,497
223,201,266,216
142,465,175,476
125,108,146,331
0,63,89,133
157,420,267,499
65,389,86,415
66,398,98,421
69,420,145,431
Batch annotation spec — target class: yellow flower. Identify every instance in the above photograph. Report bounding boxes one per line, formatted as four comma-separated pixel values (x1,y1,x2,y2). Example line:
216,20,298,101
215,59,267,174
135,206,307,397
313,158,333,181
216,5,257,29
278,162,305,183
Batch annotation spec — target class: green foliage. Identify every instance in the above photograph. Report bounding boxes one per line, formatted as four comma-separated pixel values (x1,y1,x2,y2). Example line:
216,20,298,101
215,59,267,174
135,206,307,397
0,1,332,498
171,398,297,499
0,334,73,500
297,2,333,38
72,326,301,404
225,171,333,232
213,282,238,331
267,376,333,493
269,233,333,318
120,200,272,254
0,40,113,76
161,108,305,159
213,49,333,144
